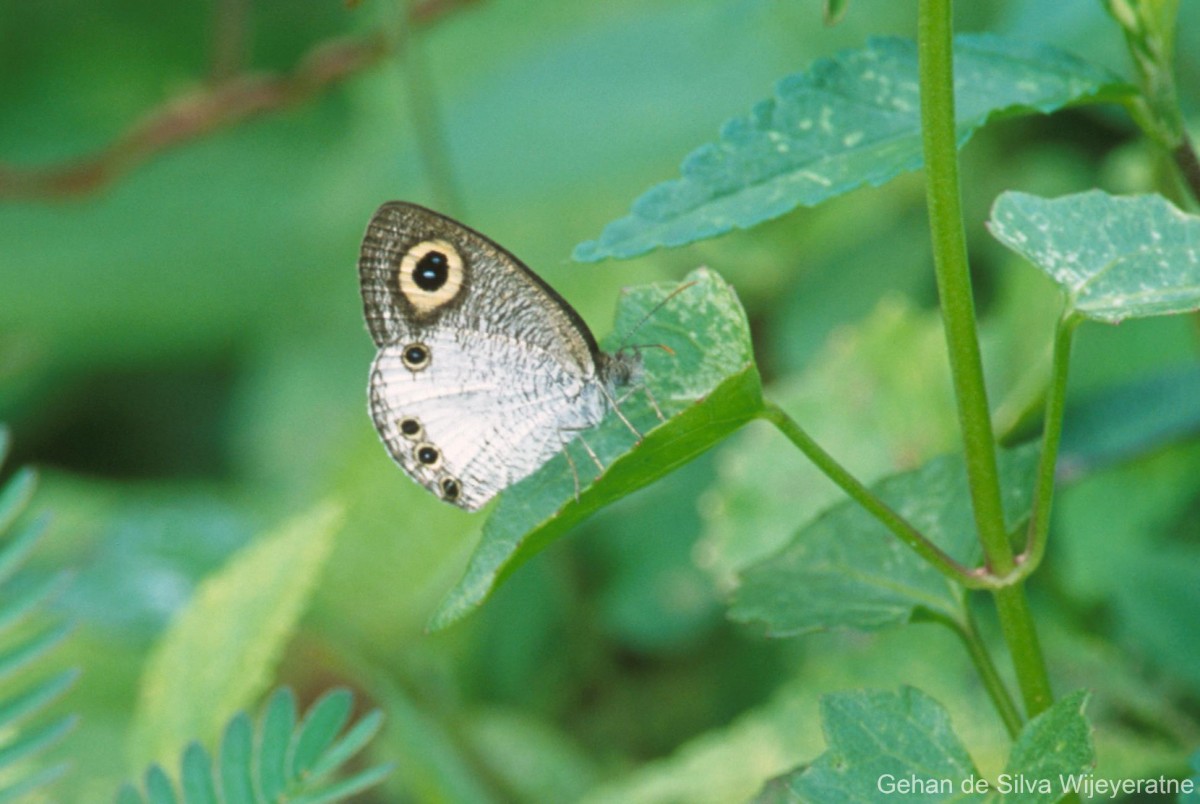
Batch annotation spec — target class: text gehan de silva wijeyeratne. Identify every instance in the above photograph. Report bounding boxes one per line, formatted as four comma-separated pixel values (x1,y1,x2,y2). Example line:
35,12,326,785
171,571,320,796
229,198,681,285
877,772,1194,798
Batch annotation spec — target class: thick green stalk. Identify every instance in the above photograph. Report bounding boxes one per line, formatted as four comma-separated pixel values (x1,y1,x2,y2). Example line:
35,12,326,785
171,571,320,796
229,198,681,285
1018,314,1079,575
760,402,992,589
917,0,1011,575
993,586,1054,715
917,0,1054,718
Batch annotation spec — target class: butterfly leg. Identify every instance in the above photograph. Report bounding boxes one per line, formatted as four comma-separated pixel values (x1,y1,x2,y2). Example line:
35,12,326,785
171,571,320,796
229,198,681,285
576,434,605,473
562,447,582,502
642,386,666,422
598,384,644,442
560,429,606,502
613,383,666,426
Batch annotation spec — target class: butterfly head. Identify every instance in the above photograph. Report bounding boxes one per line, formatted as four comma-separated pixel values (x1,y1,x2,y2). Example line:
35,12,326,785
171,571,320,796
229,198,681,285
599,348,644,390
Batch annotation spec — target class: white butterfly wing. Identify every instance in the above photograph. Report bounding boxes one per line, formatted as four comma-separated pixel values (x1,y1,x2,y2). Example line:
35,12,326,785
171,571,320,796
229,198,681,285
369,327,608,510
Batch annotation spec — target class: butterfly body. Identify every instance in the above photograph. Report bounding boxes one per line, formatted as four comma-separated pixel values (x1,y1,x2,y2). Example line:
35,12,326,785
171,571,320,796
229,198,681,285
359,202,638,510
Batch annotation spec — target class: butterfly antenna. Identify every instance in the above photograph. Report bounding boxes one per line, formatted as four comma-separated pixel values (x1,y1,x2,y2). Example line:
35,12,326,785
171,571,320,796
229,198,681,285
616,280,698,354
623,343,675,356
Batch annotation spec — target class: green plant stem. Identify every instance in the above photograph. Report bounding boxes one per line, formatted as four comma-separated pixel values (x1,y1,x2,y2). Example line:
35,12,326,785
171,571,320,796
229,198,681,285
950,608,1022,738
918,0,1055,719
1017,314,1079,576
917,0,1011,576
993,585,1053,716
759,402,992,589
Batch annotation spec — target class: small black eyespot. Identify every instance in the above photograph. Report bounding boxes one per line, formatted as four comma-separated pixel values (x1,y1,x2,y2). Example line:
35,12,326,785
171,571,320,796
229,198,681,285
399,418,421,437
402,343,430,370
414,251,449,291
417,445,440,465
441,478,460,500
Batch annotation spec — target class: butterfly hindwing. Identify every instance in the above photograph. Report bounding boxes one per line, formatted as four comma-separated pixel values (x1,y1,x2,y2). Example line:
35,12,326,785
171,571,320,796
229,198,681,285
369,326,607,510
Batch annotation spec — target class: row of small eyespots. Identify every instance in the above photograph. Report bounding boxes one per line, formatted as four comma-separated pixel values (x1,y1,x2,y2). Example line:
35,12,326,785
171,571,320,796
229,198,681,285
398,416,461,501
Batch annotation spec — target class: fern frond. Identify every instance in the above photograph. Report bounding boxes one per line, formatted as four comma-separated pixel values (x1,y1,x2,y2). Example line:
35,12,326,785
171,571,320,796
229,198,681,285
0,426,77,799
119,687,391,803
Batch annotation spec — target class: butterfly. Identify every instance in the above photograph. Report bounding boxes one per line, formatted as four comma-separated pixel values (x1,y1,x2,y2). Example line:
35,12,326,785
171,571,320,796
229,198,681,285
359,202,643,510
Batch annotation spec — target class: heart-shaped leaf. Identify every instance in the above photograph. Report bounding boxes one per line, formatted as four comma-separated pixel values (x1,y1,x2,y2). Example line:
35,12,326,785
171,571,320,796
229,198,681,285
989,190,1200,323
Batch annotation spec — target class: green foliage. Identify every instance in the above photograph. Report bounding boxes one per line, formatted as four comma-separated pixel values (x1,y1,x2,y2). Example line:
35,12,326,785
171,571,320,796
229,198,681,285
756,688,1092,803
575,34,1125,261
6,0,1200,800
990,190,1200,323
730,446,1037,636
0,429,76,800
129,503,343,770
117,687,390,804
429,267,760,629
700,299,960,585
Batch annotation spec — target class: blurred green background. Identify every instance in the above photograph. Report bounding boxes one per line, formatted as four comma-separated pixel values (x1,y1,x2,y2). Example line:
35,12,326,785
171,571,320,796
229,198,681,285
3,0,1200,799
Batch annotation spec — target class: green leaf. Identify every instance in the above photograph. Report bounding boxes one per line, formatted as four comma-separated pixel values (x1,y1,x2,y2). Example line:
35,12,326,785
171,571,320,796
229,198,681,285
0,433,75,801
219,714,254,804
0,468,36,540
0,570,67,634
120,686,390,804
771,687,981,802
730,445,1038,636
989,190,1200,324
0,669,79,730
180,743,216,804
129,502,343,769
575,34,1125,261
429,267,761,630
258,688,295,800
289,689,352,779
0,715,76,772
1003,690,1093,803
0,622,73,684
290,764,396,804
115,784,144,804
145,765,177,804
700,298,960,586
306,710,385,781
756,687,1095,802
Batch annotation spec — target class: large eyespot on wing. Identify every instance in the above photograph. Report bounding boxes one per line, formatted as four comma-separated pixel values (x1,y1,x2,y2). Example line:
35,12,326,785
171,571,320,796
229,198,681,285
398,239,466,315
360,202,472,344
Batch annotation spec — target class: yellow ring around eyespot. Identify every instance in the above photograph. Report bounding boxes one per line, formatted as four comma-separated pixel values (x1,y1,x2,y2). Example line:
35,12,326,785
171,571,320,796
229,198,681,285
398,239,465,314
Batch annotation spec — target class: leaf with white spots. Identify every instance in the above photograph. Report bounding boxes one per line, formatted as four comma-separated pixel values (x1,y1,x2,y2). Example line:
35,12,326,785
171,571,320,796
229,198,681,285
428,267,761,630
729,446,1037,636
575,34,1126,261
989,190,1200,324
